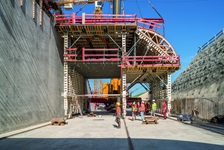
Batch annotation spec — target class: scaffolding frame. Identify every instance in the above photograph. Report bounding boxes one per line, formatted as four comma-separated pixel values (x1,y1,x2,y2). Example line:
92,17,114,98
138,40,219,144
58,13,180,117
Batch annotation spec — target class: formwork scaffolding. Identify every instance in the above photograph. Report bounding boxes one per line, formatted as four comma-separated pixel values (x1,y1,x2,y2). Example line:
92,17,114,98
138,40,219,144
55,13,180,117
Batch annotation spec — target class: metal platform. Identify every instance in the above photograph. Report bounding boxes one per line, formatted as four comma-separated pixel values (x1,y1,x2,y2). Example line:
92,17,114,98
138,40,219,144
55,13,180,116
55,13,180,82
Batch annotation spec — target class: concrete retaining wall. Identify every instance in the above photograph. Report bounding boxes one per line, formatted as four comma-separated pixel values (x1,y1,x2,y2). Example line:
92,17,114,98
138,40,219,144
0,0,64,133
172,33,224,121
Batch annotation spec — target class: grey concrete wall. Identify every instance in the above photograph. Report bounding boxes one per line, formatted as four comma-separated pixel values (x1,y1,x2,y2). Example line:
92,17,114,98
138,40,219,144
171,33,224,121
0,0,64,134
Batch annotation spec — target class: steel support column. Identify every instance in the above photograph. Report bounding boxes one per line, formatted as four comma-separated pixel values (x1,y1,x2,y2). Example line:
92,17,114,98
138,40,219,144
32,0,35,19
121,34,127,117
20,0,23,7
63,34,69,116
39,0,42,25
167,73,172,116
150,82,154,100
133,33,136,65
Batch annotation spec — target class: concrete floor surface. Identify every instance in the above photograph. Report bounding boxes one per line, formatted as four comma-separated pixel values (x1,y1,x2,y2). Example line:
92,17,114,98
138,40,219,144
0,112,223,150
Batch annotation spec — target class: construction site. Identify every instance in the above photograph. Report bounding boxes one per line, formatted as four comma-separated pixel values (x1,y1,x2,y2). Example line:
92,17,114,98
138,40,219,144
0,0,223,149
55,0,180,117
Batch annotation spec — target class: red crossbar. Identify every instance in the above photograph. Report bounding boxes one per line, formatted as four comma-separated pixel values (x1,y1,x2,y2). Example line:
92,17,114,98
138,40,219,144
118,64,180,67
120,55,180,67
84,48,118,51
55,13,164,30
64,58,120,62
84,54,118,57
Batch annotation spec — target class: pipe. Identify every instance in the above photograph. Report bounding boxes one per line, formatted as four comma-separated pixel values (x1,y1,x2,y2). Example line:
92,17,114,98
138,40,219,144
113,0,121,15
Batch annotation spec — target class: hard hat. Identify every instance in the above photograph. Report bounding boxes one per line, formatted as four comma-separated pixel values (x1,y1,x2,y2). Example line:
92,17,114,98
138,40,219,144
116,102,120,106
152,99,155,102
133,101,136,104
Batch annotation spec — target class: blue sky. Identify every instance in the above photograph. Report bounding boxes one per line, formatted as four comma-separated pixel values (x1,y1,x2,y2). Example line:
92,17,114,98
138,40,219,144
62,0,224,95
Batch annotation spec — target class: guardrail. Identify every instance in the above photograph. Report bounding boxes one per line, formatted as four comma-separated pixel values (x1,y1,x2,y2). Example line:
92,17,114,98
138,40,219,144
119,55,180,67
55,13,164,30
198,29,224,53
64,48,120,62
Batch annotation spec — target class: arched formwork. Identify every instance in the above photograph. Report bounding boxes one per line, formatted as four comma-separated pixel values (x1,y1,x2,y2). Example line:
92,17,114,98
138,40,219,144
56,13,180,117
124,28,179,115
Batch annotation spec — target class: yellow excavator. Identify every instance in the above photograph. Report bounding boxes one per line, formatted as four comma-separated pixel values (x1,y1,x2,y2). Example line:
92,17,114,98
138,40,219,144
48,0,113,14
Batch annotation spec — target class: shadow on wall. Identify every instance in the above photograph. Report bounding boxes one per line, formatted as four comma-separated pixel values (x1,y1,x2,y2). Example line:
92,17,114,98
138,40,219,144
171,98,224,122
0,138,223,150
9,0,15,8
21,0,26,15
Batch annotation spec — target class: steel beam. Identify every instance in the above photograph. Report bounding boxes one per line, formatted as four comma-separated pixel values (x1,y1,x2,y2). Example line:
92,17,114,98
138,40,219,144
39,0,42,25
63,34,69,116
167,73,172,116
121,33,127,117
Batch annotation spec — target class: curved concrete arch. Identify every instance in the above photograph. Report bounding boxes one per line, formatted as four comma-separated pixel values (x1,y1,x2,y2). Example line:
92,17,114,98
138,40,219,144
136,28,177,57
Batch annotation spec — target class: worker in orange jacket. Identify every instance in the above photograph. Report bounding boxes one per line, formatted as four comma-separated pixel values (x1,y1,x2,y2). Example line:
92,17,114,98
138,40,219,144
139,101,146,121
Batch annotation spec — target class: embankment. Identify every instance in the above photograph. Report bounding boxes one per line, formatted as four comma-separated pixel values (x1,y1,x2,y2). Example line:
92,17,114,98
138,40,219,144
172,33,224,121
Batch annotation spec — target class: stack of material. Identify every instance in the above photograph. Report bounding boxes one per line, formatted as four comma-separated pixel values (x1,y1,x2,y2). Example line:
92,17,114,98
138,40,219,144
142,116,159,125
87,112,97,117
50,118,68,126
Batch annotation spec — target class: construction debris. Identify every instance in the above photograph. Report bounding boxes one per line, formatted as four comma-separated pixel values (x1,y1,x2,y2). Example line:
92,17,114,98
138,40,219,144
87,112,97,117
50,118,68,126
142,116,159,125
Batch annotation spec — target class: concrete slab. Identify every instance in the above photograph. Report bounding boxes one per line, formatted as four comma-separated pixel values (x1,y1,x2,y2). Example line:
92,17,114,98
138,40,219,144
0,113,223,150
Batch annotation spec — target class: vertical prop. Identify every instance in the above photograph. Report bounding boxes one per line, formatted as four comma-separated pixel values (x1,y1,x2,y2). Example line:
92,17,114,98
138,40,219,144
133,34,136,65
64,34,69,116
39,0,43,25
32,0,35,19
20,0,23,7
167,74,172,116
113,0,121,16
121,34,127,117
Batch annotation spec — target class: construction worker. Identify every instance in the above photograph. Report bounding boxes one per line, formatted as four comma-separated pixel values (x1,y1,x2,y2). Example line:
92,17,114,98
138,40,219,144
94,103,97,110
131,101,137,120
145,102,150,114
139,101,146,121
151,99,157,116
115,102,121,128
163,101,167,119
